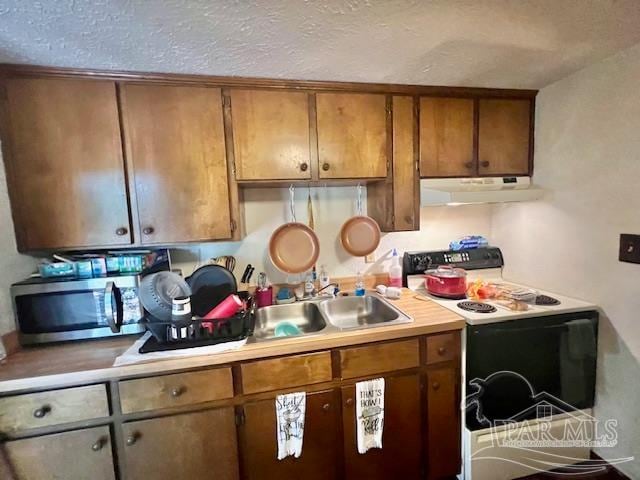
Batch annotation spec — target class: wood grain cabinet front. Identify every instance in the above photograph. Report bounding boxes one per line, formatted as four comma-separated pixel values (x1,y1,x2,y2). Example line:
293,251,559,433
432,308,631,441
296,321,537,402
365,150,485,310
420,97,475,177
240,389,340,480
0,384,109,434
426,365,461,479
230,89,312,181
341,373,422,480
0,78,131,251
121,408,239,480
3,426,116,480
120,84,233,244
118,367,233,414
316,92,388,179
338,338,420,379
240,351,332,394
478,98,531,176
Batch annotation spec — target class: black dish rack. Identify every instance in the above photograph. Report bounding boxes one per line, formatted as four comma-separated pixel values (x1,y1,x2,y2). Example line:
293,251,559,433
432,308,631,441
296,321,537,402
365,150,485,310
139,298,256,354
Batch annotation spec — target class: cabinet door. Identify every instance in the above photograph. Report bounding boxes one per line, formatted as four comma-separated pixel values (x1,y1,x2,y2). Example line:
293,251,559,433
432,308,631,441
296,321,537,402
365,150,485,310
121,84,232,244
342,373,422,480
316,93,387,179
478,98,531,176
4,426,115,480
230,89,311,181
1,78,131,251
121,408,239,480
426,366,461,479
420,97,474,177
241,389,340,480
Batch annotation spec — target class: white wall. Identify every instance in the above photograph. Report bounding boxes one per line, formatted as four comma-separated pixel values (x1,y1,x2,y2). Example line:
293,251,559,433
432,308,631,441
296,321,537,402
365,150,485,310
171,186,493,283
491,42,640,477
0,148,37,339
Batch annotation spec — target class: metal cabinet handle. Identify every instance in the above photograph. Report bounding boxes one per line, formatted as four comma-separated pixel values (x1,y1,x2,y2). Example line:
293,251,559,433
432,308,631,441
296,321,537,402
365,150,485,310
171,386,184,398
322,403,331,412
432,382,441,391
322,162,330,171
438,346,447,356
300,162,308,172
480,160,490,168
91,439,104,452
143,227,154,235
345,398,353,406
126,433,139,446
33,406,50,418
115,227,128,236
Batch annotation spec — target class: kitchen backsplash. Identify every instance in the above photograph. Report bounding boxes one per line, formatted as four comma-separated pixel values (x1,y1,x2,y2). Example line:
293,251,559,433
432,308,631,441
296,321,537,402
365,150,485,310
170,186,493,284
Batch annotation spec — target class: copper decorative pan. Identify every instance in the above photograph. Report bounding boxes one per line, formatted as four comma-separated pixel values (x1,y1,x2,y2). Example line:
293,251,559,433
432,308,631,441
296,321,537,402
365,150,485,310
340,215,381,257
269,222,320,274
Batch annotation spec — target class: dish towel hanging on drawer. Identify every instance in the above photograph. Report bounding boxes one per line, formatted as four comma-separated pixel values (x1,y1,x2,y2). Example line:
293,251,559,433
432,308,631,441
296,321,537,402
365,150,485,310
276,391,306,460
356,377,385,454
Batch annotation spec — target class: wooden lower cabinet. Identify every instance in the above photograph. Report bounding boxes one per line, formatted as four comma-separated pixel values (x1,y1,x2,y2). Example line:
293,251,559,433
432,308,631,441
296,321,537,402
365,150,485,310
121,407,239,480
3,426,115,480
240,389,340,480
342,373,422,480
426,365,461,479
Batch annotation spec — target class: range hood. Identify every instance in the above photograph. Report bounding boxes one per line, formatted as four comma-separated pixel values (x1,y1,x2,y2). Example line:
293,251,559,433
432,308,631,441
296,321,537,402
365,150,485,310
420,177,544,206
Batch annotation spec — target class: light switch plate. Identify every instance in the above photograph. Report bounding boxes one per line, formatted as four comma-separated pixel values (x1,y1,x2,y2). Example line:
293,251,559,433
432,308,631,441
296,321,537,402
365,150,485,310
619,234,640,264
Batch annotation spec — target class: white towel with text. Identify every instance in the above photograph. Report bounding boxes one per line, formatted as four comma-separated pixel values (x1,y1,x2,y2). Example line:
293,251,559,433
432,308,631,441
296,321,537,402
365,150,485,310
356,377,385,454
276,391,306,460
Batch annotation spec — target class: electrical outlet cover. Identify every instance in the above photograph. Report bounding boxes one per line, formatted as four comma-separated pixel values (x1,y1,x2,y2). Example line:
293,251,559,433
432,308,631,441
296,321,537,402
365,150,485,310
619,234,640,264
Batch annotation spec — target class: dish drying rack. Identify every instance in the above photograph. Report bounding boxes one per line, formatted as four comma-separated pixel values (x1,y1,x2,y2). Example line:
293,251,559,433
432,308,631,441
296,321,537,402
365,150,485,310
139,297,256,353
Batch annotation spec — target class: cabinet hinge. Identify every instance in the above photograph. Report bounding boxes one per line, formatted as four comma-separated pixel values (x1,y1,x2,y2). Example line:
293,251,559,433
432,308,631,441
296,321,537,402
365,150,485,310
223,95,231,108
230,219,237,233
235,409,245,426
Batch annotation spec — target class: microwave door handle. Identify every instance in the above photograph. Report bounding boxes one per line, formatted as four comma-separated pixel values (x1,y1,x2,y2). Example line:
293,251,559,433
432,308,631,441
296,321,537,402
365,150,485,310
105,281,123,333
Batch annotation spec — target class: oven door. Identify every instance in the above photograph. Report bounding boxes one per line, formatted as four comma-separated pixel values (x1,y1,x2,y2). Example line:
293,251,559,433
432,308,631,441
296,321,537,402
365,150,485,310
465,311,598,431
12,276,145,344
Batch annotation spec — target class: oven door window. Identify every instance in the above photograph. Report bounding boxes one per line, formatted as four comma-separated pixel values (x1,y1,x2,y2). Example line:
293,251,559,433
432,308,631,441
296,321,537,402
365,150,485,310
465,311,598,431
15,288,142,334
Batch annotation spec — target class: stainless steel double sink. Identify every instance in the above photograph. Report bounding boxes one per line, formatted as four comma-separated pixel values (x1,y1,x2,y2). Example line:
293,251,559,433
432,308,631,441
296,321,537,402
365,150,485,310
251,293,413,342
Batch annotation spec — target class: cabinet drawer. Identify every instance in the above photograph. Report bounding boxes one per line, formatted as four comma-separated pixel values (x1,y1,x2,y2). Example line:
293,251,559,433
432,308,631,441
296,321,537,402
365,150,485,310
339,339,420,379
426,332,460,365
4,426,116,480
240,352,332,394
0,384,109,434
119,368,233,414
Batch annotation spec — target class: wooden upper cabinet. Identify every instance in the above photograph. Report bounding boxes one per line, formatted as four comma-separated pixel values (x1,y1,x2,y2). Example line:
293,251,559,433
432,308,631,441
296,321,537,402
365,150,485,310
0,78,131,251
121,84,232,244
478,98,531,176
230,89,311,181
121,408,239,480
316,93,387,179
420,97,474,177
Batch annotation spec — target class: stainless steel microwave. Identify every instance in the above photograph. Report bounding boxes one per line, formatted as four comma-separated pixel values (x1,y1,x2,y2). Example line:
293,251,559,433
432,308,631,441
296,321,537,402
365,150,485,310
11,275,146,345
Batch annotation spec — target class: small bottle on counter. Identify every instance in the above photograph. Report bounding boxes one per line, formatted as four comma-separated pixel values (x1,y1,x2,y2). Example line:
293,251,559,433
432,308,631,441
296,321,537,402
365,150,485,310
388,248,402,288
319,265,330,290
354,271,365,296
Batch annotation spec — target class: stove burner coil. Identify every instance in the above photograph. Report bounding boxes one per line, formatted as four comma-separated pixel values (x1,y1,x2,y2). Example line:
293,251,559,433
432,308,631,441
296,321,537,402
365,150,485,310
535,294,560,306
457,301,497,313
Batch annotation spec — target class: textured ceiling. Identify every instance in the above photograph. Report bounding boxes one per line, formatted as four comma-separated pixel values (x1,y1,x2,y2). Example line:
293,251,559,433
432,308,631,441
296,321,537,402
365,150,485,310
1,1,640,89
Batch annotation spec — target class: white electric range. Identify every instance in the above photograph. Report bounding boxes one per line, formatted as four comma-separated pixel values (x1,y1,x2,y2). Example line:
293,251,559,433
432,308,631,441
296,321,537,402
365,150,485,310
403,247,600,480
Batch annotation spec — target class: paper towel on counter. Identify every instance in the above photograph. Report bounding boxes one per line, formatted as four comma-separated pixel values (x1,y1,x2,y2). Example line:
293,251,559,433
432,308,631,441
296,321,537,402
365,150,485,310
276,392,306,460
113,332,247,366
356,377,385,454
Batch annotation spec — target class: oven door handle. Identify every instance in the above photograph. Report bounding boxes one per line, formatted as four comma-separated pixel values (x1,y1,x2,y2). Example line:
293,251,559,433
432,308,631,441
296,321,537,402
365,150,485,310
105,281,123,333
